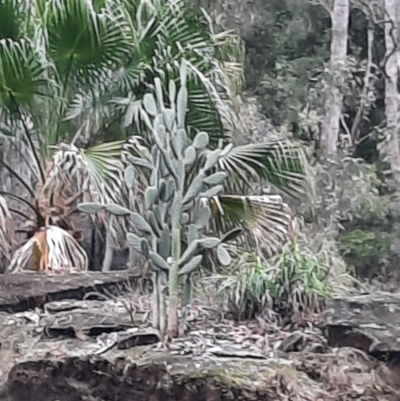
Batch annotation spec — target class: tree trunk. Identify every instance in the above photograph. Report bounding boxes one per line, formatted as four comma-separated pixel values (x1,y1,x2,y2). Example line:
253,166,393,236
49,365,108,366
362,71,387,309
385,0,400,188
384,0,400,279
320,0,349,155
0,138,34,244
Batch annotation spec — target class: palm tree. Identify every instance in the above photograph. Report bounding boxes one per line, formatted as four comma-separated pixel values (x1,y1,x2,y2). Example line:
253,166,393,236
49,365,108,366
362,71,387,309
0,0,308,273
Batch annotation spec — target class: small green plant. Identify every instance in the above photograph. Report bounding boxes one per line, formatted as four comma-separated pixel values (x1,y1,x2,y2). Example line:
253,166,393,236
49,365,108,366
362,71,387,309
212,242,330,321
211,251,271,320
267,241,329,314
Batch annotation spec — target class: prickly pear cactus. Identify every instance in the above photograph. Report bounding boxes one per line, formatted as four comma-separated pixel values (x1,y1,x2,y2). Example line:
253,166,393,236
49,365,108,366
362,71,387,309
79,65,233,336
121,78,231,276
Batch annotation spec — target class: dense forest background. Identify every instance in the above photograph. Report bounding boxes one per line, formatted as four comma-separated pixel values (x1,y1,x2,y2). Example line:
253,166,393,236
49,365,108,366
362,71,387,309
197,0,400,285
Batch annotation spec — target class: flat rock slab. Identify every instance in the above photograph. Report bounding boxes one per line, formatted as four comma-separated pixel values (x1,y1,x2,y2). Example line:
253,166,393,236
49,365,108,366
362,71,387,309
0,272,141,313
40,301,148,339
322,291,400,352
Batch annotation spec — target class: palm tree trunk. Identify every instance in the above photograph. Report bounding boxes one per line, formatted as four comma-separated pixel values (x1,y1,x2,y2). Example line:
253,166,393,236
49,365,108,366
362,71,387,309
320,0,349,155
0,139,33,237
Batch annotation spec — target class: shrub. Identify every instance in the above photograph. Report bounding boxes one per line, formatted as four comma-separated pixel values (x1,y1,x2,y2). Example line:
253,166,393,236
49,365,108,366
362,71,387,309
212,242,330,321
338,229,391,279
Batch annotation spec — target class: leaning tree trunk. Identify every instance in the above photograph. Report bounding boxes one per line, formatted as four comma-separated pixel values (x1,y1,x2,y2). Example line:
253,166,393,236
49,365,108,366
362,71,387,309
385,0,400,280
385,0,400,188
320,0,349,155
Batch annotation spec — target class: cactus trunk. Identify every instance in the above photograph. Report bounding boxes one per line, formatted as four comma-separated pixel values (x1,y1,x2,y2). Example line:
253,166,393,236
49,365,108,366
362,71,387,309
151,271,167,334
158,272,167,334
151,272,160,329
167,194,182,338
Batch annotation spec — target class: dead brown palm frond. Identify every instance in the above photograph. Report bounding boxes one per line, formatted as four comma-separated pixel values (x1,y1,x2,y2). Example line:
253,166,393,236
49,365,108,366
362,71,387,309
209,194,296,258
8,225,88,274
0,195,16,269
0,141,90,274
0,132,138,274
43,140,134,248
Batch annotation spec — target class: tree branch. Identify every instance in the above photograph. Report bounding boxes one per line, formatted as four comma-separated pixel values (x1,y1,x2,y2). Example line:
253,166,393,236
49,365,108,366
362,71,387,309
309,0,332,15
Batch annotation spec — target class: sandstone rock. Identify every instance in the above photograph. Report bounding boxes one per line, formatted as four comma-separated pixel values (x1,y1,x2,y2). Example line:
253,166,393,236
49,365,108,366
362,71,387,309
0,271,144,313
322,291,400,352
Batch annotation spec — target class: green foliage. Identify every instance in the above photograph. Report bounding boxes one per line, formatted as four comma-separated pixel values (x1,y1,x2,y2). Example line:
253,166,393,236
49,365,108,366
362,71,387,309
0,0,251,268
212,252,270,320
259,58,323,128
347,191,389,228
268,242,330,311
213,242,330,321
0,0,309,255
0,0,243,151
0,0,30,41
338,229,391,279
245,1,329,128
242,0,385,166
332,160,392,279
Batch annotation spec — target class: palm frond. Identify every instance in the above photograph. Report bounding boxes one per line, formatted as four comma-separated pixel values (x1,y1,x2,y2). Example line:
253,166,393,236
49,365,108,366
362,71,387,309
0,38,49,111
46,226,88,271
8,225,88,273
209,194,296,258
44,140,133,249
116,0,243,145
0,0,28,40
185,59,243,143
213,31,245,97
123,135,159,185
216,140,309,197
41,0,130,76
64,87,113,140
45,140,128,204
0,35,51,182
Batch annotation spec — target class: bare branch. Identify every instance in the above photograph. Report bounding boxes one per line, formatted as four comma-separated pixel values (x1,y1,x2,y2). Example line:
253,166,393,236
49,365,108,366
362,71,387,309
353,0,398,80
350,22,376,144
339,114,353,149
